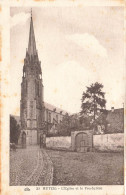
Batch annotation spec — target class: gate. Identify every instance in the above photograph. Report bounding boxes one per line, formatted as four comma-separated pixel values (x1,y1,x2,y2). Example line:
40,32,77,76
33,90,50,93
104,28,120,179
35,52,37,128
75,133,88,152
22,132,26,148
40,134,46,148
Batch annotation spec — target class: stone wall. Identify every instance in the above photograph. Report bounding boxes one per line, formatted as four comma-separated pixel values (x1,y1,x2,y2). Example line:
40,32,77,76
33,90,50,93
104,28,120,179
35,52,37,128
46,136,71,149
46,133,124,152
93,133,124,151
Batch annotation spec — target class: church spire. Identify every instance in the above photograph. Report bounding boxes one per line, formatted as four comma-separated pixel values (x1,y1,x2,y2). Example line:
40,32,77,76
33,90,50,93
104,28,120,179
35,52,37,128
28,10,37,56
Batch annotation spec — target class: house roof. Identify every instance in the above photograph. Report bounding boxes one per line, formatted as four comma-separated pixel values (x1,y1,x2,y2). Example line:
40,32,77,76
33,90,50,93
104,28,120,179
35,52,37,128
84,108,124,133
106,108,124,133
44,102,70,115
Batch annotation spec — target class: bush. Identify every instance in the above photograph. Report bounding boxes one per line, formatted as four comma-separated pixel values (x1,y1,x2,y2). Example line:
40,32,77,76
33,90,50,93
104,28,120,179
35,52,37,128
10,116,20,144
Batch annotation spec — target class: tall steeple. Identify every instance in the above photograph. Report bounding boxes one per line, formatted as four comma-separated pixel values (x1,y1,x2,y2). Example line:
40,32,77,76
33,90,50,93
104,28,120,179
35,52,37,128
20,9,44,146
28,10,37,56
23,10,42,76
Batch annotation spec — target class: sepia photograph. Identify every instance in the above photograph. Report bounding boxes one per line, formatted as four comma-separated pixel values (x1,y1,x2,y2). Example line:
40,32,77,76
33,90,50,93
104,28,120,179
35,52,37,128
9,6,124,187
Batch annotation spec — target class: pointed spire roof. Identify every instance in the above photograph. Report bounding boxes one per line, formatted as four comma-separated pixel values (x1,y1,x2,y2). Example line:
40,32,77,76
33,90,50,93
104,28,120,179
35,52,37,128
28,11,37,56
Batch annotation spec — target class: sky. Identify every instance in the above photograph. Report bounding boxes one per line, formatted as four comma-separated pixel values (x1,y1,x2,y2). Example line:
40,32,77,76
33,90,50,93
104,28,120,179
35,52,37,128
10,6,125,115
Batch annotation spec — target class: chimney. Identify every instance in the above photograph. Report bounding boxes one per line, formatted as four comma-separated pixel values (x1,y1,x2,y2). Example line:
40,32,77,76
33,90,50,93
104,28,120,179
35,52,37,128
111,107,114,112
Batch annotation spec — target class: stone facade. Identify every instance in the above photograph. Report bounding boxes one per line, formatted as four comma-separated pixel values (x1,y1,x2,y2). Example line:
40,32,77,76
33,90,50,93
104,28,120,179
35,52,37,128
44,102,67,135
19,15,44,145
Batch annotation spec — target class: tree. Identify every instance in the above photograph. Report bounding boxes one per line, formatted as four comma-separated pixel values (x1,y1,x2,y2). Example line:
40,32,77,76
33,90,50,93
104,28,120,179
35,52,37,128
81,82,106,121
79,115,91,128
57,113,72,136
10,116,20,144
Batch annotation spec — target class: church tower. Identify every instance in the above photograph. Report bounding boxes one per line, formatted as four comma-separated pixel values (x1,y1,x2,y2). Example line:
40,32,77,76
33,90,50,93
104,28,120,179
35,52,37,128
19,12,44,145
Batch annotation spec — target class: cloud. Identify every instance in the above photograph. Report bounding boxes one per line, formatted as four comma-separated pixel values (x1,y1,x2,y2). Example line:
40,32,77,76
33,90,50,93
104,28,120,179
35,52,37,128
11,12,30,28
66,33,107,58
43,59,124,113
43,60,96,113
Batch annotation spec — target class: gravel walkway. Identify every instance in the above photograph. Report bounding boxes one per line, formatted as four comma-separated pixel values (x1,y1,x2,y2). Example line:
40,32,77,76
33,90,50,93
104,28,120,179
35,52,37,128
10,146,53,186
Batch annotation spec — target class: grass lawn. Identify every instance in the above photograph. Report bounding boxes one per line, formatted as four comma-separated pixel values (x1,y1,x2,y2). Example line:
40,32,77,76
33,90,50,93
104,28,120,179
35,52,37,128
46,149,124,185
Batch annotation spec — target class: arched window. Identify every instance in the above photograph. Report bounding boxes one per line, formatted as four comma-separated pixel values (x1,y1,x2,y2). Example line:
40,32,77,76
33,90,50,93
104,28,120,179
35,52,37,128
37,83,39,96
46,110,48,121
26,80,27,93
36,81,39,97
48,113,51,123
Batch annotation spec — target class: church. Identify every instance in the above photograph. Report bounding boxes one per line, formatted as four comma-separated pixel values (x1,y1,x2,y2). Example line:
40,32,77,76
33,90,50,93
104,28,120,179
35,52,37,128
18,12,67,146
